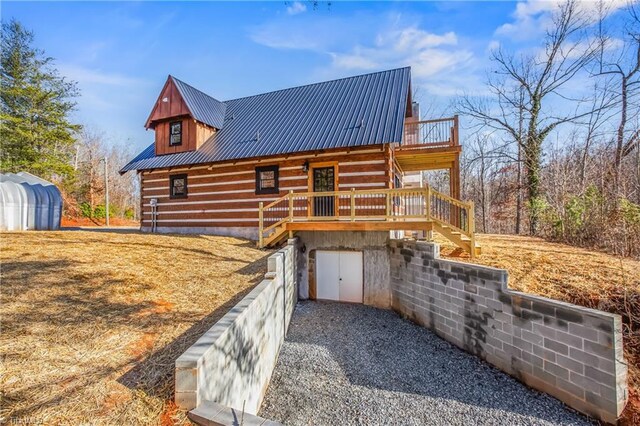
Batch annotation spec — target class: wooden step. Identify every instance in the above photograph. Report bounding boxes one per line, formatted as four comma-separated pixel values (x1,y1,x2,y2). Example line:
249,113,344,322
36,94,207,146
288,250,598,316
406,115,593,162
432,220,480,257
262,224,288,248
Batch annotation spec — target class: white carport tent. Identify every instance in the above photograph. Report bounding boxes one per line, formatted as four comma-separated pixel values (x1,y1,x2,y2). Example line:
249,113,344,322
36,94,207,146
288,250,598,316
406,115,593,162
0,172,63,231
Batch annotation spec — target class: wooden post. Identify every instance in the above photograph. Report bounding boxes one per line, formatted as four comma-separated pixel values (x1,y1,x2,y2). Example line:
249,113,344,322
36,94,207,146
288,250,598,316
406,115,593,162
289,190,294,222
386,190,391,221
468,201,476,259
452,114,459,146
258,202,264,248
350,188,355,222
450,156,461,227
425,186,431,220
425,186,433,241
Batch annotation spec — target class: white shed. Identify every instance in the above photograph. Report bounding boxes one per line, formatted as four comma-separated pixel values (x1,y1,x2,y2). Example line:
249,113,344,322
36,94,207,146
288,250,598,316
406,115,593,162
0,172,63,231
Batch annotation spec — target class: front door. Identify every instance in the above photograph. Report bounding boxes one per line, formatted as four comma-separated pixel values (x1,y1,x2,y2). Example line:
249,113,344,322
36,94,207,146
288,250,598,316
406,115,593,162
312,166,335,217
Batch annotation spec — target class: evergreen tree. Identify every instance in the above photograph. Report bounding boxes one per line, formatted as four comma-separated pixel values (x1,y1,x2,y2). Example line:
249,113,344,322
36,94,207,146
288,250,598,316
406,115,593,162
0,19,81,178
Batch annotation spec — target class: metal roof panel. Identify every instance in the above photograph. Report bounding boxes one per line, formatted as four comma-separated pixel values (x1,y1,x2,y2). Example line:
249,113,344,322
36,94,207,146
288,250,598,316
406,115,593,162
121,67,410,173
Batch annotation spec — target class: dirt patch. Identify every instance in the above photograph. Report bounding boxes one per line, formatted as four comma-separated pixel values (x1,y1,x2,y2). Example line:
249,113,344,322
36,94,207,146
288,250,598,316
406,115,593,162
0,230,272,425
438,233,640,424
61,216,139,227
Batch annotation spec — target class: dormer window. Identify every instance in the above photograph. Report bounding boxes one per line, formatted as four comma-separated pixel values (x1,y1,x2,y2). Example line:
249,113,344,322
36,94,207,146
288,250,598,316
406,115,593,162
170,121,182,146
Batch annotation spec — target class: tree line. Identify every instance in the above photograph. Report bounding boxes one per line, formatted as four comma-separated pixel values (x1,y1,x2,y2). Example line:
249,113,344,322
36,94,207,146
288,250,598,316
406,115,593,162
0,19,139,223
455,0,640,257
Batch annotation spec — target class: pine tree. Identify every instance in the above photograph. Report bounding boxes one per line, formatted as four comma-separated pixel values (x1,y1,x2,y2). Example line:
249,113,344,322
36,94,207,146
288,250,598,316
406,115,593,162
0,19,81,179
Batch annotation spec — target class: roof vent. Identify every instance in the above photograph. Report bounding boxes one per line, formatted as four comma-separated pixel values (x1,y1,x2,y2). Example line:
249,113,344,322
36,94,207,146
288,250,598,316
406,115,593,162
255,131,260,142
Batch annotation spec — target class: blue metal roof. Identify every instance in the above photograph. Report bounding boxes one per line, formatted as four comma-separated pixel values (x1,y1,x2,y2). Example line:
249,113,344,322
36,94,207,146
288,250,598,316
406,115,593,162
172,76,226,130
121,67,411,173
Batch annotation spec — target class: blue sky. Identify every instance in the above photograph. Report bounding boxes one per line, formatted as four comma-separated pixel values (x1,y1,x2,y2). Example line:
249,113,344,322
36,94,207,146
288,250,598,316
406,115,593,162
2,1,628,154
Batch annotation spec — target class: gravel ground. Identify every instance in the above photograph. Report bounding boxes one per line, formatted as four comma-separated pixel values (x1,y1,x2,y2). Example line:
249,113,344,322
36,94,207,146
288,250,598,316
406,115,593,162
259,301,594,426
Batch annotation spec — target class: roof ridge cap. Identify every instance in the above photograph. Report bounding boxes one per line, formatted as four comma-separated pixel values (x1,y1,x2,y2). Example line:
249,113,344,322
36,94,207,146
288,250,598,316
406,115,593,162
171,75,224,104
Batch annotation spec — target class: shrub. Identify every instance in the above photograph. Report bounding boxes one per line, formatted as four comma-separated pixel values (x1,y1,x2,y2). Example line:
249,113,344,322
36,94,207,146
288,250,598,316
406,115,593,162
92,204,116,219
79,202,93,218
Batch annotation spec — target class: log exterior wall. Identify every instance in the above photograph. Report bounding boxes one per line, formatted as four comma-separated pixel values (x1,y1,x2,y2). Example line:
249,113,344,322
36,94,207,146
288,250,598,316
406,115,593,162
140,145,391,237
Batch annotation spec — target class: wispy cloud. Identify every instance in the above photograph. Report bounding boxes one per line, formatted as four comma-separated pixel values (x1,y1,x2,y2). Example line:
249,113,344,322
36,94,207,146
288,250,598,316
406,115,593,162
59,64,147,87
286,1,307,15
495,0,628,40
249,12,482,105
329,27,470,79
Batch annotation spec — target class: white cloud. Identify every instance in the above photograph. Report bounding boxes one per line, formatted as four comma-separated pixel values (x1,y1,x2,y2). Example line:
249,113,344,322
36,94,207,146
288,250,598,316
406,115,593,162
250,19,332,50
327,27,473,81
495,0,627,40
487,40,501,52
249,14,481,102
286,1,307,15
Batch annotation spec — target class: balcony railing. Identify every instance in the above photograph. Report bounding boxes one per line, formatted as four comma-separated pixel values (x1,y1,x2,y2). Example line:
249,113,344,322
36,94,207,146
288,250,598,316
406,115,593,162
258,187,476,253
402,116,459,149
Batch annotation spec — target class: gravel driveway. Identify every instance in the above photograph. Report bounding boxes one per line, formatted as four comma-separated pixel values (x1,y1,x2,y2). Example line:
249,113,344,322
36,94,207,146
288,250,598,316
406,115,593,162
259,301,593,426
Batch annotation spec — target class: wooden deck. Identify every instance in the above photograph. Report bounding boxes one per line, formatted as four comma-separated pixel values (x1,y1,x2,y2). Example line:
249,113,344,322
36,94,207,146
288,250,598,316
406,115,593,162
258,186,480,256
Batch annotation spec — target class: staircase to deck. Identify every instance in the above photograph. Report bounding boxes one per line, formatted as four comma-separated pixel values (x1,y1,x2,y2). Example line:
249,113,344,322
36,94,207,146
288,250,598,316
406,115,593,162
258,187,480,257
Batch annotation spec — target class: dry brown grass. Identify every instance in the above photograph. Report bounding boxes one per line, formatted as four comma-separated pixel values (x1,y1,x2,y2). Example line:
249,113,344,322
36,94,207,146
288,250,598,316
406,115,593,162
438,233,640,424
0,230,272,425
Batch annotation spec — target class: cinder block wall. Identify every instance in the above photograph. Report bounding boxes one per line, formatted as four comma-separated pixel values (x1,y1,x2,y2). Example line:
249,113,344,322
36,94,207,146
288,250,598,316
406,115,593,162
175,238,298,415
389,240,627,424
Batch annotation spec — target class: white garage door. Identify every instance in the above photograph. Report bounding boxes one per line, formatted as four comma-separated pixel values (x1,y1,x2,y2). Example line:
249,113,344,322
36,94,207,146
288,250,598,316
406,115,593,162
316,251,363,303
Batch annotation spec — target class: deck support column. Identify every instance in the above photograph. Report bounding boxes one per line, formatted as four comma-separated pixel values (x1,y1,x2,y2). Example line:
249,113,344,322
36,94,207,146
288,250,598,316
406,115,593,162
449,154,461,227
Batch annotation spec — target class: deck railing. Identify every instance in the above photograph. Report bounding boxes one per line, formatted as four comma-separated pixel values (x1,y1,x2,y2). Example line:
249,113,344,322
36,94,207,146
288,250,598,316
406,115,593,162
258,186,475,249
402,116,459,149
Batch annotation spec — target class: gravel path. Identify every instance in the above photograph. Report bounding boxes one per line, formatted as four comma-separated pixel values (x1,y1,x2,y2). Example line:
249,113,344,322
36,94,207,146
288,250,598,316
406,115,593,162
259,301,593,426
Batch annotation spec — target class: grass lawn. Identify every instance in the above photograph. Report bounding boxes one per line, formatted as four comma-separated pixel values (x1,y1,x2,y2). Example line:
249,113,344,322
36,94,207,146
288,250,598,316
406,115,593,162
439,234,640,423
1,230,271,425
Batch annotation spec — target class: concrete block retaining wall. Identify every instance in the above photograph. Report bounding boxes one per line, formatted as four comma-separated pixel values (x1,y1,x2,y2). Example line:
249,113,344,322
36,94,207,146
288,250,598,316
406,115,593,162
175,238,298,415
389,239,627,424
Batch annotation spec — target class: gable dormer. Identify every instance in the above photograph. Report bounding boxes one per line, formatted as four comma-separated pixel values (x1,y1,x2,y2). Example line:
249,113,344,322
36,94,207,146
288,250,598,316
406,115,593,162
145,76,226,156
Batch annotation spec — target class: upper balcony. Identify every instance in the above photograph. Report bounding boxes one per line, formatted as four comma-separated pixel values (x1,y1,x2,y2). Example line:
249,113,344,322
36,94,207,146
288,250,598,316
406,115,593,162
395,116,461,172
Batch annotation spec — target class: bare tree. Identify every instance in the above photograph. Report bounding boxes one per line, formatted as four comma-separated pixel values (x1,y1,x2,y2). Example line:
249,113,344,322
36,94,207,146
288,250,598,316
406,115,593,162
458,0,604,234
595,1,640,195
69,129,139,221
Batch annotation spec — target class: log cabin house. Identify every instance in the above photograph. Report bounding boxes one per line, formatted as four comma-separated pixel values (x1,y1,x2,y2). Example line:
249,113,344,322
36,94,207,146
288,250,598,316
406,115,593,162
120,67,480,256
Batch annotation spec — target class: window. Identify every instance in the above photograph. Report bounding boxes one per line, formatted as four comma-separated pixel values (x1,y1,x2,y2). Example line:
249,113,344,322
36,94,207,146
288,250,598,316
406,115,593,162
255,165,279,194
169,121,182,146
170,174,188,198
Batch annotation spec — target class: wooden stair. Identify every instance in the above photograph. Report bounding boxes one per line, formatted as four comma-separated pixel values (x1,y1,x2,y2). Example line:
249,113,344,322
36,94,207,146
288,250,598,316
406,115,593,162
261,224,289,248
432,221,481,256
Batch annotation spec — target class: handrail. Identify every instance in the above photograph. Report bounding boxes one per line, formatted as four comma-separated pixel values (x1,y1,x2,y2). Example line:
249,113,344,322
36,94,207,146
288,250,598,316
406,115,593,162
258,186,476,251
275,186,465,200
429,189,471,210
402,115,458,148
411,117,458,124
263,194,289,210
